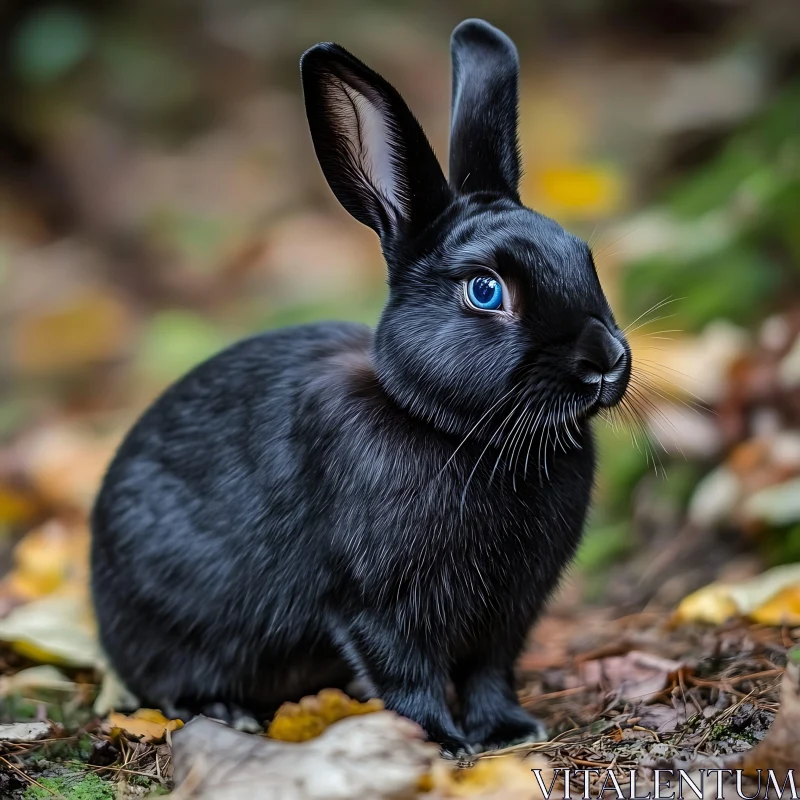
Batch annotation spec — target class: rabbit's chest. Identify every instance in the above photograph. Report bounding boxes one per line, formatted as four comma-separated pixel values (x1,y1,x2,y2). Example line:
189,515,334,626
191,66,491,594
335,451,592,636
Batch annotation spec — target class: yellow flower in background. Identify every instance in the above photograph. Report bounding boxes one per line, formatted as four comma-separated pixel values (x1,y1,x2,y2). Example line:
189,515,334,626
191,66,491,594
518,78,626,221
531,164,624,219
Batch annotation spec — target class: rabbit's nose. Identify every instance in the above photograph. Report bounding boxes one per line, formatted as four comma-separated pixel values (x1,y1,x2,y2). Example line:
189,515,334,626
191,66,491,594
572,318,627,386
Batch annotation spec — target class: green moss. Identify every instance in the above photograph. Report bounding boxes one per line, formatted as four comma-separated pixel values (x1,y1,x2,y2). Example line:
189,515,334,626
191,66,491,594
23,772,114,800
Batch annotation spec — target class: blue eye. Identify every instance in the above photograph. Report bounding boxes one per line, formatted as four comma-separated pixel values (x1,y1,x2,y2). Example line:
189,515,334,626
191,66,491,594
466,276,503,311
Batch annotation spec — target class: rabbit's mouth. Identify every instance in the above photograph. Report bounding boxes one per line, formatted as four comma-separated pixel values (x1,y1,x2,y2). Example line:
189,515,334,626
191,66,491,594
570,319,632,412
594,369,630,410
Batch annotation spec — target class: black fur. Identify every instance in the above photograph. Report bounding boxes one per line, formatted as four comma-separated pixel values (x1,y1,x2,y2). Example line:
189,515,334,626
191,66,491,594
449,19,521,198
91,19,631,756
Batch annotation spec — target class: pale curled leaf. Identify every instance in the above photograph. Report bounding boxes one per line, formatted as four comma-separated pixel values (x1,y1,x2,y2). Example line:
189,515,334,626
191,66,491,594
0,592,101,667
0,665,75,698
172,712,435,799
0,722,51,742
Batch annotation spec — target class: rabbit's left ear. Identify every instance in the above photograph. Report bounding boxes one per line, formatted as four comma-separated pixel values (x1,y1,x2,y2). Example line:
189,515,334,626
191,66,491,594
301,43,450,241
449,19,521,200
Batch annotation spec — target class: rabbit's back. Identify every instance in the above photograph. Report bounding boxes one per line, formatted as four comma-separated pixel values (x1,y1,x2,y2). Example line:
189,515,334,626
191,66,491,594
91,321,373,710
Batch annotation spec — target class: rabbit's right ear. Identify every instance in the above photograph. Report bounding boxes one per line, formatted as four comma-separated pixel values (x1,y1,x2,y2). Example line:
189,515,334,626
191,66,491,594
301,43,450,241
449,20,521,200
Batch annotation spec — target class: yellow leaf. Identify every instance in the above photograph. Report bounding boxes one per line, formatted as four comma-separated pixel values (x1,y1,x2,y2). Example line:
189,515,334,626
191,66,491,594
108,709,184,742
751,585,800,626
429,754,551,798
0,520,88,602
674,583,740,625
675,564,800,626
267,688,383,742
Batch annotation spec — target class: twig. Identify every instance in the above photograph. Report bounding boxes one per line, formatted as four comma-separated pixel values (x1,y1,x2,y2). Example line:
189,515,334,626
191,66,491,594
65,760,164,781
0,755,58,796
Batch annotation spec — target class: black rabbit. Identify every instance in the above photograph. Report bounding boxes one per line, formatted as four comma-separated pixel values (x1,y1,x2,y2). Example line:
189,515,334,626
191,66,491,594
91,19,631,756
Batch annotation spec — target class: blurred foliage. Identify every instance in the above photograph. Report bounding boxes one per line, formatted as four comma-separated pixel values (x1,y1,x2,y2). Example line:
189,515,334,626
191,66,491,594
0,0,799,623
1,2,800,795
623,81,800,333
10,6,93,85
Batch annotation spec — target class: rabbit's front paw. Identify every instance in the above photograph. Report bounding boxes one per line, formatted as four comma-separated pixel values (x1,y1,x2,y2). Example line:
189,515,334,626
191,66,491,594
439,736,476,761
468,712,547,752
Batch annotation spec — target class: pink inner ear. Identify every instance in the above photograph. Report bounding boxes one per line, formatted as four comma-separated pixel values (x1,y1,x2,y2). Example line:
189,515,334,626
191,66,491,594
328,77,403,223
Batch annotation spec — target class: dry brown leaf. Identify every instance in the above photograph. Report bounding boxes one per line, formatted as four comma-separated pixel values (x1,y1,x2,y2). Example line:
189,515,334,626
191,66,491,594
267,687,383,742
108,708,184,743
580,650,683,702
628,321,748,404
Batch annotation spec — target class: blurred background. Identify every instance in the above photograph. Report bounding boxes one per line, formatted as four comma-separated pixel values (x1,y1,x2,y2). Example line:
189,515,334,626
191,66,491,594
1,0,800,678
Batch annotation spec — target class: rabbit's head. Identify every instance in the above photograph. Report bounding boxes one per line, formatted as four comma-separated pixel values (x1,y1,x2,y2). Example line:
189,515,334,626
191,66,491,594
301,19,630,446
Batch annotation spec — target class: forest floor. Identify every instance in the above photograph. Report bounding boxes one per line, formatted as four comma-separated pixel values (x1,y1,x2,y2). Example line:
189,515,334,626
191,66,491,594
0,601,796,798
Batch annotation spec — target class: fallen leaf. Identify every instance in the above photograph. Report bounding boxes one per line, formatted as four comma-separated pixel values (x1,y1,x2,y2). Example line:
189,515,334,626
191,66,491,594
0,519,88,603
750,585,800,626
0,592,100,667
108,708,184,742
429,754,550,798
675,564,800,626
94,667,140,716
173,712,434,799
580,650,683,702
267,688,384,742
0,722,52,742
636,703,686,734
0,665,76,698
674,583,740,626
